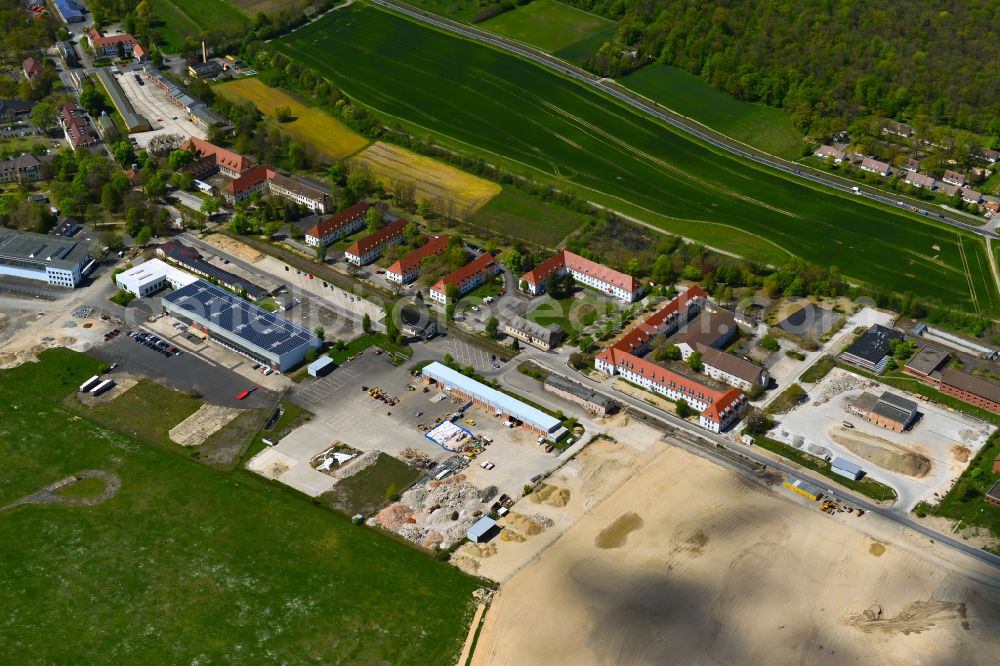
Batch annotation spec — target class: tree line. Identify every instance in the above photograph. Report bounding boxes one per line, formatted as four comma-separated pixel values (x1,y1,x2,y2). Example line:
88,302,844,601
564,0,1000,141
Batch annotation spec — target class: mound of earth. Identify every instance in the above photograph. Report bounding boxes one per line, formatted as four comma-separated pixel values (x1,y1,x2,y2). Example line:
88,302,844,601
501,512,544,537
828,426,931,477
529,484,571,508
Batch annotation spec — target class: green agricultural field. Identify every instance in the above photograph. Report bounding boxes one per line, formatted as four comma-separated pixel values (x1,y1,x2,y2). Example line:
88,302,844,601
553,23,618,65
469,189,588,246
277,5,998,312
620,64,805,160
480,0,615,52
153,0,250,51
0,350,479,663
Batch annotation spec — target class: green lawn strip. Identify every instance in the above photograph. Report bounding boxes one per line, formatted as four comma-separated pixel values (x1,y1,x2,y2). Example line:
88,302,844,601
0,366,480,663
835,362,1000,426
799,356,836,383
68,380,201,448
275,5,991,309
468,188,588,246
321,452,421,516
156,0,250,50
552,23,617,65
916,430,1000,538
480,0,615,52
242,400,312,465
2,348,106,401
764,382,806,414
525,292,612,333
329,333,411,365
620,63,805,160
752,435,898,502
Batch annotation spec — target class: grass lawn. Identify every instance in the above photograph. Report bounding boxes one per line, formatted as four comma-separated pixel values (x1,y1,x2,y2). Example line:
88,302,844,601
154,0,249,51
0,350,480,663
276,5,997,311
329,333,411,365
480,0,615,52
526,290,615,333
322,452,421,516
468,188,589,246
799,355,836,383
753,435,898,503
217,78,369,160
242,400,312,465
765,382,806,414
53,476,107,499
196,406,271,470
460,276,505,304
620,63,805,160
553,23,618,65
69,380,201,448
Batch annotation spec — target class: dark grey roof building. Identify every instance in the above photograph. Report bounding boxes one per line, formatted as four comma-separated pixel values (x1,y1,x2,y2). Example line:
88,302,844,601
161,280,319,371
543,374,615,415
155,240,268,301
841,324,903,373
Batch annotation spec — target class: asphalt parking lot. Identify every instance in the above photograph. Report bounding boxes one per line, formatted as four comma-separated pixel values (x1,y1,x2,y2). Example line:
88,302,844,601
91,330,275,409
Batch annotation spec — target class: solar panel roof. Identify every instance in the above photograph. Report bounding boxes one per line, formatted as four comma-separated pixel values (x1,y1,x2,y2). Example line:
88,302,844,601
162,280,317,357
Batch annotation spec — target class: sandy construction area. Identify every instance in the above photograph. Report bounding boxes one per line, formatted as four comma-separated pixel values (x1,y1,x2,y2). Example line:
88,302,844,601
472,444,1000,665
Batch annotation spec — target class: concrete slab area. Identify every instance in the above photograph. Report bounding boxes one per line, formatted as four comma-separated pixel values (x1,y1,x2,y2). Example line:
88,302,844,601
114,69,205,147
771,368,995,509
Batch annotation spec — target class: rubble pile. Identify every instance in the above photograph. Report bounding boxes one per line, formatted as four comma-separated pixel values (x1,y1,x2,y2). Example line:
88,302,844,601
815,371,877,405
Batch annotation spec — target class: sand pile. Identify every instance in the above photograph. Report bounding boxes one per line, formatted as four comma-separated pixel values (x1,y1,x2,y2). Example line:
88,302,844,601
501,530,526,542
530,484,571,508
501,513,545,537
829,427,931,477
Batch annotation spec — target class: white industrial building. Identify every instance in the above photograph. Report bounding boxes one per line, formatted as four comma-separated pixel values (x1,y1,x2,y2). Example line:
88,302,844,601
161,280,320,372
115,258,199,297
420,362,565,440
0,228,93,287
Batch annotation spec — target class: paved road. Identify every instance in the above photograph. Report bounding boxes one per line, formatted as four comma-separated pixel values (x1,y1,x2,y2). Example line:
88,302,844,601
369,0,999,241
500,347,1000,570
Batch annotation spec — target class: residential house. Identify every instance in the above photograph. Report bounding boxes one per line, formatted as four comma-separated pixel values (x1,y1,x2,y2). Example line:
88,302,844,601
520,249,642,302
22,57,42,81
429,252,501,304
88,29,138,58
344,219,408,266
937,182,960,197
133,43,149,62
266,172,329,213
221,165,270,205
0,100,32,123
902,158,921,173
501,315,565,351
904,171,935,189
962,189,982,205
943,170,966,187
983,196,999,215
696,345,768,391
882,120,914,137
385,235,449,284
57,104,97,148
181,137,256,178
815,145,847,162
593,287,744,433
976,148,1000,163
0,154,42,183
859,158,891,176
303,201,371,247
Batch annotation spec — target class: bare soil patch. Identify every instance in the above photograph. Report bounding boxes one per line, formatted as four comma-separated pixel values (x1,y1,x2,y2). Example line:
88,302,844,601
828,426,932,477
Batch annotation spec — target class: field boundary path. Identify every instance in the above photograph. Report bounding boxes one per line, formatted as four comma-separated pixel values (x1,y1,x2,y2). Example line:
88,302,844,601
368,0,999,243
1,470,121,512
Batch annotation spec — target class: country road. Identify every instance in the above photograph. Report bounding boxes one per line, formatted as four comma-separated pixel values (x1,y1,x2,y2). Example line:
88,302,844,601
369,0,999,243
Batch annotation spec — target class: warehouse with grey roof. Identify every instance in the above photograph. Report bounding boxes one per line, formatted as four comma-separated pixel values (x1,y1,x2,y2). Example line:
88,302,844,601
161,279,320,371
0,228,93,287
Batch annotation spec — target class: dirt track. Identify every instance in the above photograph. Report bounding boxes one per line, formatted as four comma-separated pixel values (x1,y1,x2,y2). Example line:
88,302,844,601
829,425,932,477
472,445,1000,665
